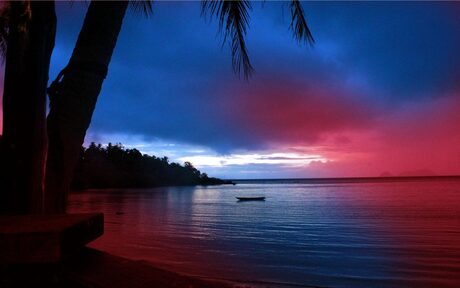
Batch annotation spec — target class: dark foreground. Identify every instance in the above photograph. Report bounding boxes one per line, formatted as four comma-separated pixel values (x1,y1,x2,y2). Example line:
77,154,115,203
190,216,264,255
0,213,231,288
1,248,232,288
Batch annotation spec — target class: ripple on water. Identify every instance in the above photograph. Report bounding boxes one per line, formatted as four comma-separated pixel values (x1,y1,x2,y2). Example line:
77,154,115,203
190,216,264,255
69,180,460,288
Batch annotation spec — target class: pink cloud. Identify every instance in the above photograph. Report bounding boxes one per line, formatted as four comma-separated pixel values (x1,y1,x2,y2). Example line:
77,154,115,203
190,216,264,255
283,95,460,177
219,75,380,148
211,75,460,177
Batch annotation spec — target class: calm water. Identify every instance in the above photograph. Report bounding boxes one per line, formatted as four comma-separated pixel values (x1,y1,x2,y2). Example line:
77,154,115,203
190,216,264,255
69,179,460,287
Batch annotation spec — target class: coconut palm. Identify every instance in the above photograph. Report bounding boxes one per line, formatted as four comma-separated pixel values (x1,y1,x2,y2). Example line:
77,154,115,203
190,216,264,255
1,0,314,214
0,1,151,214
0,1,56,214
0,1,146,214
45,0,314,213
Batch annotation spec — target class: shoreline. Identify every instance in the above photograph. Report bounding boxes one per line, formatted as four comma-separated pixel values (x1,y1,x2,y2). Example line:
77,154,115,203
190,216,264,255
138,259,318,288
87,252,320,288
63,248,233,288
1,248,233,288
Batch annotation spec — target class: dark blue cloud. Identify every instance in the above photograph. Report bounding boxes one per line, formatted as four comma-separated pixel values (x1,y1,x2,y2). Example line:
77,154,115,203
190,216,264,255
250,2,460,99
49,2,460,154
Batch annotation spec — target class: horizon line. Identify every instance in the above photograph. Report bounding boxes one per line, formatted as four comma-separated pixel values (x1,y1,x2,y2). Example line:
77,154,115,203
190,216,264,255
228,175,460,181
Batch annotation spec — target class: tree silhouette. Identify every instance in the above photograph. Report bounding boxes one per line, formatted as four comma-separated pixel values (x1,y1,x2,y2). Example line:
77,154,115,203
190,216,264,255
0,2,55,214
72,142,229,189
0,0,314,214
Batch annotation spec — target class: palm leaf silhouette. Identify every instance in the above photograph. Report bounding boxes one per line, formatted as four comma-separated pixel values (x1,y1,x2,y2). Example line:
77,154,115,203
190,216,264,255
0,13,8,59
0,0,314,75
0,2,11,60
203,0,314,79
129,0,153,17
290,0,314,45
202,0,253,79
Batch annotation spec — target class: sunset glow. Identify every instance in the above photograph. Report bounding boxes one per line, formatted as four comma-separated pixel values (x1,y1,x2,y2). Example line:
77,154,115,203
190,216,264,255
179,152,329,167
1,2,460,179
2,2,460,287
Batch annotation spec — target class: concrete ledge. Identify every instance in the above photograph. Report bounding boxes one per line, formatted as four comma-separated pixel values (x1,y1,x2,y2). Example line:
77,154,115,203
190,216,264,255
0,213,103,264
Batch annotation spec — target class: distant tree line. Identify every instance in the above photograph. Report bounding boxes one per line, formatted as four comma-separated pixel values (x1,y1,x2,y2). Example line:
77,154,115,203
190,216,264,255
71,142,231,189
0,1,312,213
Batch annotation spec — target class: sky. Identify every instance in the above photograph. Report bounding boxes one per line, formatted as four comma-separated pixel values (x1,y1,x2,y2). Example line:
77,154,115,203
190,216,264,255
1,1,460,179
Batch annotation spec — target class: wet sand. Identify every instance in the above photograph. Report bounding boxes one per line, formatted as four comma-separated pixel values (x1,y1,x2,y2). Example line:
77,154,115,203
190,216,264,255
61,248,233,288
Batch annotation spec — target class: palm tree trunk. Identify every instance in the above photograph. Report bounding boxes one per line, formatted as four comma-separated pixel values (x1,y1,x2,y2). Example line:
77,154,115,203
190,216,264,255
44,1,128,213
1,1,56,214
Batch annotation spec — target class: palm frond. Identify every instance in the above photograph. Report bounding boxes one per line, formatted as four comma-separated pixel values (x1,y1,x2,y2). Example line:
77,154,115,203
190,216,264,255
202,0,253,79
0,2,10,60
0,21,8,60
129,0,153,17
290,0,314,46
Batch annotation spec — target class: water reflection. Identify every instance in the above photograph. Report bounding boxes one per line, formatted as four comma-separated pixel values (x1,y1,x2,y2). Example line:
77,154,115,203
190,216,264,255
69,180,460,287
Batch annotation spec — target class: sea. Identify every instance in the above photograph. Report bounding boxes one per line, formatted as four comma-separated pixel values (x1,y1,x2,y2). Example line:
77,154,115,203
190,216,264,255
68,177,460,288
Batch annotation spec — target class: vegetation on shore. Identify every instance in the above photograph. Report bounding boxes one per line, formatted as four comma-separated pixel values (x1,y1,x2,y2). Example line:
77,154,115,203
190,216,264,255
0,1,311,213
71,142,231,190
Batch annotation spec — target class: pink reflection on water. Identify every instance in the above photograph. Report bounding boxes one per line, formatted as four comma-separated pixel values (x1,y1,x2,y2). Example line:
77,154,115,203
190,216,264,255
68,180,460,287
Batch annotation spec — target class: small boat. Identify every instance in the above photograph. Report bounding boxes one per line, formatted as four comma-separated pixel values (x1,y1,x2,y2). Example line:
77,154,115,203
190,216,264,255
236,196,266,201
